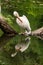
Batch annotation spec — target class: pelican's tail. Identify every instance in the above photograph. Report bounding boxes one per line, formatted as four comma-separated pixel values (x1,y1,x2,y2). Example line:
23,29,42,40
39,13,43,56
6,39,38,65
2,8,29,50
11,52,17,57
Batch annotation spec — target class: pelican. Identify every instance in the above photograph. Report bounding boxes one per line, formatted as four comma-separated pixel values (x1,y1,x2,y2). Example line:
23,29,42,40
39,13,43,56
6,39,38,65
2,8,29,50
11,37,31,57
13,11,31,36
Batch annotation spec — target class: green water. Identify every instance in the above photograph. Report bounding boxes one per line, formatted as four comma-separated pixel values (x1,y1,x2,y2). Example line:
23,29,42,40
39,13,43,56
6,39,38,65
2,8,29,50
0,0,43,65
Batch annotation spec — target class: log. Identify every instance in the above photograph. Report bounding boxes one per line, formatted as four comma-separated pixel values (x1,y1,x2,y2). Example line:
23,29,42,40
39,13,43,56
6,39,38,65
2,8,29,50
0,16,18,36
32,27,43,40
32,27,43,35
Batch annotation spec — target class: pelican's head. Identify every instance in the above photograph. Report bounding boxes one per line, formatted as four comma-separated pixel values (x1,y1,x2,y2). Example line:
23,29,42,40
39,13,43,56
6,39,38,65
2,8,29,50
13,11,19,17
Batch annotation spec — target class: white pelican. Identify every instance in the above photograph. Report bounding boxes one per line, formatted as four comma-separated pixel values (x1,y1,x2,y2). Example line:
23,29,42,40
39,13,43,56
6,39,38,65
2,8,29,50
13,11,31,36
11,37,31,57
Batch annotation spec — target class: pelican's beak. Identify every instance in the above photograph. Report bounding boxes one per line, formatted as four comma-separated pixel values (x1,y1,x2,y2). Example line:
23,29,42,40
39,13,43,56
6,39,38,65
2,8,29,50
16,16,23,23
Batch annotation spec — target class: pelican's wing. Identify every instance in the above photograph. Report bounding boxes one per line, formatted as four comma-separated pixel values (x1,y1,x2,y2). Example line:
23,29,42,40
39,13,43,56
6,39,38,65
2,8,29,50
22,15,31,31
22,15,29,22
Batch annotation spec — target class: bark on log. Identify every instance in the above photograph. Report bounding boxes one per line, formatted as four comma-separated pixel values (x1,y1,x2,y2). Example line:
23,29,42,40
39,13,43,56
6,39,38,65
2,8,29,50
0,16,18,36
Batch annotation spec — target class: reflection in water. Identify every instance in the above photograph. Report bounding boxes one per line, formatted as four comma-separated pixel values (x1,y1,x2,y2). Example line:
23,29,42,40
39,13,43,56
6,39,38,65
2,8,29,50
0,34,41,65
11,37,31,57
